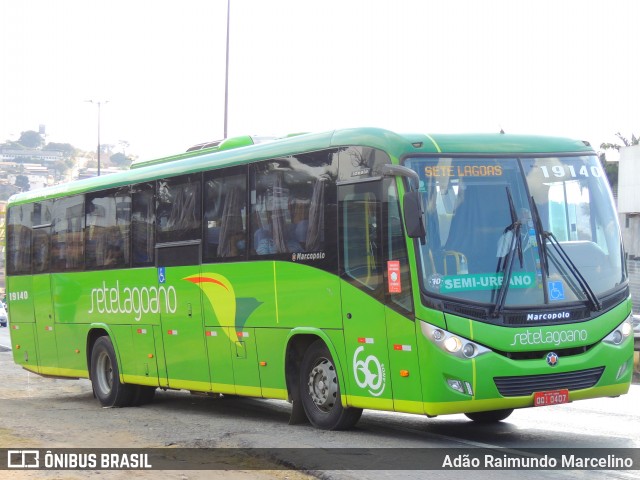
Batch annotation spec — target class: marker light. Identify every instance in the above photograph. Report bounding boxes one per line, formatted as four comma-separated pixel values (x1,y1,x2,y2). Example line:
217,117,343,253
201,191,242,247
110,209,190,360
420,321,490,359
604,315,633,346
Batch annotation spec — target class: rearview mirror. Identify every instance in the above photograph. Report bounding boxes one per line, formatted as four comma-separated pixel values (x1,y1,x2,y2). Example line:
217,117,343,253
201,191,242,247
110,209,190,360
403,191,426,239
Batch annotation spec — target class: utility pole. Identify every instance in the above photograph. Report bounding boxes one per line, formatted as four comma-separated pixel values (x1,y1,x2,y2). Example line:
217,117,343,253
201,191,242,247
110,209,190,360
85,100,109,176
224,0,231,139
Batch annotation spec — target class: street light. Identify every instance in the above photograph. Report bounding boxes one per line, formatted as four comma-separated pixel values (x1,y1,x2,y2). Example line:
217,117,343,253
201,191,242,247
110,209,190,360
224,0,230,139
85,100,109,176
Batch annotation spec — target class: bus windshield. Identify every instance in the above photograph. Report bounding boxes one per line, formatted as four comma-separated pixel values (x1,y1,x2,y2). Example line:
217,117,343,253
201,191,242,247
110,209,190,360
405,155,626,315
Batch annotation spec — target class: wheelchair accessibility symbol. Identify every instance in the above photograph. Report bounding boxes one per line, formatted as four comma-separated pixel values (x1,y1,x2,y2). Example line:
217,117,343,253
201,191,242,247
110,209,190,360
548,281,565,301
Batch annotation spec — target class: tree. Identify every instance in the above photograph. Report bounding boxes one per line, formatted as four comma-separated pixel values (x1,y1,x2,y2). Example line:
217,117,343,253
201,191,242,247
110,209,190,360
599,153,619,191
14,175,30,192
45,142,76,157
599,131,639,191
109,152,132,168
600,132,639,152
18,130,44,149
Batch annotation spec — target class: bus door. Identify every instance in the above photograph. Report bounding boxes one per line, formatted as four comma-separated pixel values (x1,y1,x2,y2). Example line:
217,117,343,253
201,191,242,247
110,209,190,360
338,180,393,410
381,178,423,414
32,223,58,371
155,174,211,391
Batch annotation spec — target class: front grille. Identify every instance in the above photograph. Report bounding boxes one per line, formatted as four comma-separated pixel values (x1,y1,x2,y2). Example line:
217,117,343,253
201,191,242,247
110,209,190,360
494,367,604,397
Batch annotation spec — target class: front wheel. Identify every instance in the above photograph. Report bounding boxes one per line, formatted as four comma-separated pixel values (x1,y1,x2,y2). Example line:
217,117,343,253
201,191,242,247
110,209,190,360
464,408,514,423
299,340,362,430
90,336,135,407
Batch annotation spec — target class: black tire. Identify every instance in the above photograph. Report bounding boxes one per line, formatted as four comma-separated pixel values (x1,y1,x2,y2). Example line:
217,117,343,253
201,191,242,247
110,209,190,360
464,408,514,423
299,339,362,430
90,336,135,407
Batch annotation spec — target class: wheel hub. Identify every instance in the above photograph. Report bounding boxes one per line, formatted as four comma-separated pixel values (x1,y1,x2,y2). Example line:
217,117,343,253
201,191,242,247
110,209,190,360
307,358,337,412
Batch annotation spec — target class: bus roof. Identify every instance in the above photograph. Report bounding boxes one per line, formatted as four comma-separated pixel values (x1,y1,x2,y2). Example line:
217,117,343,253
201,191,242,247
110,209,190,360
7,127,594,206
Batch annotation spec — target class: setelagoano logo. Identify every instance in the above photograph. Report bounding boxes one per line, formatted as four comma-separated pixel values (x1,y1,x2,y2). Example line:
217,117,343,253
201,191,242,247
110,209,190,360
509,327,588,347
88,281,177,321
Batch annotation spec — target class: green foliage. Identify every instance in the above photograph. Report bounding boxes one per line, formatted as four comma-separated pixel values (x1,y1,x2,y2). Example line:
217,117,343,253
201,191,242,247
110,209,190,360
110,152,132,168
45,142,76,156
17,130,44,148
600,132,639,152
603,158,618,190
14,175,30,192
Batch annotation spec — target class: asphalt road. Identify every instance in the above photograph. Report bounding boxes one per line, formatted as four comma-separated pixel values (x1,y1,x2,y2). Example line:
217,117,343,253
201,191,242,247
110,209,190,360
0,326,638,480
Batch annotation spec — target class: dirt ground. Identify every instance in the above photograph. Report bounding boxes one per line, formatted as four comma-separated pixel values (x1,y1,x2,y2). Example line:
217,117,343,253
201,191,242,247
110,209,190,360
0,348,314,480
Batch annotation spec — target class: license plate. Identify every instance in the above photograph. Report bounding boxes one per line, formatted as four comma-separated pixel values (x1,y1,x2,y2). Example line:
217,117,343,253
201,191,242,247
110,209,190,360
533,389,569,407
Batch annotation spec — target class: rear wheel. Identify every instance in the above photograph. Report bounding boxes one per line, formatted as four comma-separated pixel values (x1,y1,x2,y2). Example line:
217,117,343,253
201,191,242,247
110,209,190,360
90,336,135,407
464,408,514,423
299,340,362,430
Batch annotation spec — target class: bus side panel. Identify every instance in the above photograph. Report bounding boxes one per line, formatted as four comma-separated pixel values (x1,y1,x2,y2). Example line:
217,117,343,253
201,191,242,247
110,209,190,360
6,275,35,324
205,326,235,394
255,328,288,399
340,281,394,411
110,325,134,383
130,325,161,387
384,307,424,414
230,327,261,397
273,262,343,330
201,262,276,329
54,323,90,378
9,323,39,372
114,324,159,387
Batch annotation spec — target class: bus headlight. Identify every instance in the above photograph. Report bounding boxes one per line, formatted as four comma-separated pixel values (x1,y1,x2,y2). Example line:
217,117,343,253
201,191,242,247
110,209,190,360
444,336,462,353
603,315,633,346
420,321,490,359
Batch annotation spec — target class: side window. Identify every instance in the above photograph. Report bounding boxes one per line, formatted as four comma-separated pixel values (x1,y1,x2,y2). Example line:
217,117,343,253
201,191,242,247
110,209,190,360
203,167,247,262
250,151,337,258
340,183,382,291
51,195,85,272
86,188,131,269
131,183,155,267
156,174,202,244
385,179,413,313
6,204,33,275
32,201,52,274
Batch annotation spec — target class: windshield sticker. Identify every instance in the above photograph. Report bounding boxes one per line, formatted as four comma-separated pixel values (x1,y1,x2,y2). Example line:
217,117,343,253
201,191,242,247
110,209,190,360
387,260,402,293
440,272,536,292
548,281,565,301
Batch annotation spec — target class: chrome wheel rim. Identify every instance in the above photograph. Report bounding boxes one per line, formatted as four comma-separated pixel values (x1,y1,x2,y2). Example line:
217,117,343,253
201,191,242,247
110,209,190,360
307,357,338,412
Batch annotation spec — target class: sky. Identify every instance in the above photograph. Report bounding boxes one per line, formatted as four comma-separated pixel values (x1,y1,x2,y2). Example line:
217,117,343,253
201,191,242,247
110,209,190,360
1,0,639,162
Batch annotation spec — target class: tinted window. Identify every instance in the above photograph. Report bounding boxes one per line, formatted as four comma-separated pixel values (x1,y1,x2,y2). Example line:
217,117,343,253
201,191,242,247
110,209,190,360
6,204,33,275
203,167,247,261
250,151,337,258
86,188,131,269
32,200,52,274
131,183,155,267
341,186,382,291
156,174,202,244
51,196,84,272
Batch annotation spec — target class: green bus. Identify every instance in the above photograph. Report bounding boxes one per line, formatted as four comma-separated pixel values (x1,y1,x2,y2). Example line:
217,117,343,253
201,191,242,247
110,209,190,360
5,128,634,429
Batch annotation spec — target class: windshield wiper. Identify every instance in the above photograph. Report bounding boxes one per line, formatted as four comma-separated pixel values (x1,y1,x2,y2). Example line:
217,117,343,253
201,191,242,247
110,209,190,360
530,195,600,312
543,231,602,312
492,186,523,317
